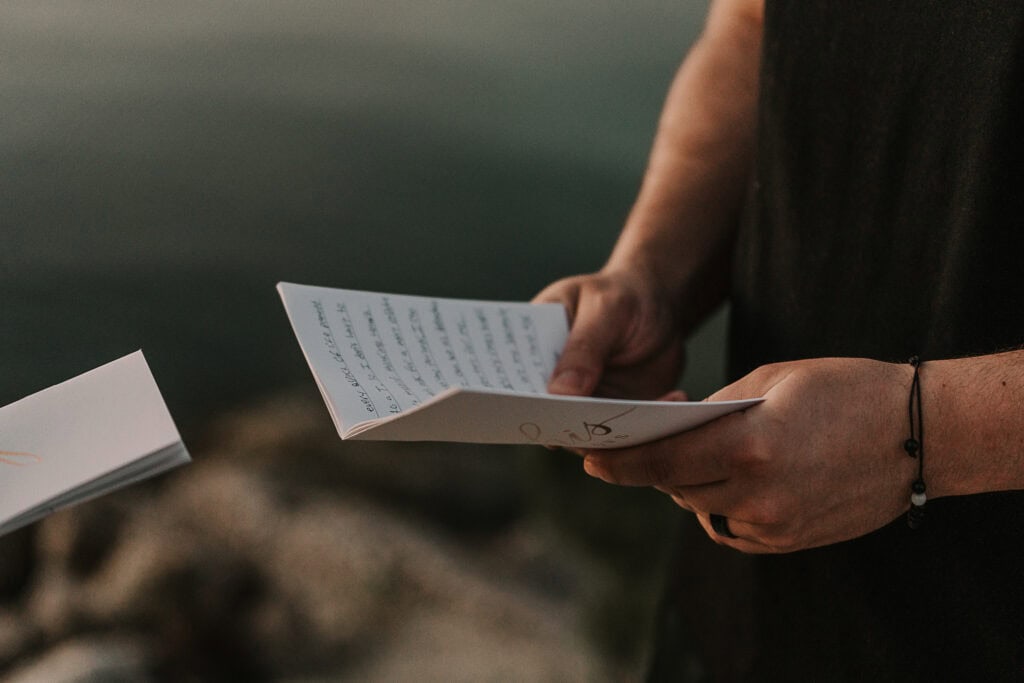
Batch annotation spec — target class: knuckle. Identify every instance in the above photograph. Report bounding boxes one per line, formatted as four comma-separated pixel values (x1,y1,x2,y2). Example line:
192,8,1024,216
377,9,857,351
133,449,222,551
729,428,772,473
590,279,634,313
746,493,789,527
747,363,777,383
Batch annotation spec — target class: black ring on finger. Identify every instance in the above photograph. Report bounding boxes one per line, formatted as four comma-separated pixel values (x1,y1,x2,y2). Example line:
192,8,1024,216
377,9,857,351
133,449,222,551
710,513,738,539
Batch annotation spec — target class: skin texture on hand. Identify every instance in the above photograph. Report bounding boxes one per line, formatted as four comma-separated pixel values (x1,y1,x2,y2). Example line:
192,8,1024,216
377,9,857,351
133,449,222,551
580,358,919,553
533,269,686,401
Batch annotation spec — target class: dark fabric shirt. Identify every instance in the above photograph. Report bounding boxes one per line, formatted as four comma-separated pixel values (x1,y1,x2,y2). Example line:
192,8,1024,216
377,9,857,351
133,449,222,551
651,2,1024,680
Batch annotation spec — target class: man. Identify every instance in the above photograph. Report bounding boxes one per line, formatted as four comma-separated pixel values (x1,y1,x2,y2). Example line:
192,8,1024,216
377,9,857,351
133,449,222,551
535,0,1024,679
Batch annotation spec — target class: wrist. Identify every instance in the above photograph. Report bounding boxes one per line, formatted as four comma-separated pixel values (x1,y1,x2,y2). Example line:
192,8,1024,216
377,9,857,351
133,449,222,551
603,230,731,338
605,221,687,288
915,353,1024,500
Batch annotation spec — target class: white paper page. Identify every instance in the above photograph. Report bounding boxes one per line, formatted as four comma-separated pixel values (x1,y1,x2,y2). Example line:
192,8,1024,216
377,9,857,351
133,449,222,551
278,282,568,431
0,352,188,526
355,389,761,448
0,443,189,537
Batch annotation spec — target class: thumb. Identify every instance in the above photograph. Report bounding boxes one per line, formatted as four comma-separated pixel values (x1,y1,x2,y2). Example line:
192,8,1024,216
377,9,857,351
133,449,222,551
657,389,689,402
547,293,622,396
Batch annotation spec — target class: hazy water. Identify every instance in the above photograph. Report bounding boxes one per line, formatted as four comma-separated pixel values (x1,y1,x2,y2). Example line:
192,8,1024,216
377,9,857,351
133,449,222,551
1,1,718,430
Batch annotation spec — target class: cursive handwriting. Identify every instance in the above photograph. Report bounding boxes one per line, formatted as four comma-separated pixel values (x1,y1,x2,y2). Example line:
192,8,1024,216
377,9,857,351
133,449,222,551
519,407,637,448
317,300,377,416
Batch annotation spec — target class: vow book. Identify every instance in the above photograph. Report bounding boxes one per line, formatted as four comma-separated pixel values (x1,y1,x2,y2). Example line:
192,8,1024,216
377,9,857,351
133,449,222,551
0,351,190,537
278,282,760,449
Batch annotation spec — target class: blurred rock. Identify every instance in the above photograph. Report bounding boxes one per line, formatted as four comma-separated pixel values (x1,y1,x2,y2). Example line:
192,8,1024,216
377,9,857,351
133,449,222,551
0,613,40,672
202,391,530,534
345,606,605,682
1,390,634,681
0,635,154,683
0,527,34,602
34,500,127,580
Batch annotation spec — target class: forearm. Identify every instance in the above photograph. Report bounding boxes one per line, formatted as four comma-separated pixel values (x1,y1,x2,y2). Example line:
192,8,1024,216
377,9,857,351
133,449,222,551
605,0,764,337
923,351,1024,498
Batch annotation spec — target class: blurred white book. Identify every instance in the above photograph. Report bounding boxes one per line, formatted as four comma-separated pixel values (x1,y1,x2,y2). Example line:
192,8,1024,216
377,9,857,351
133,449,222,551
0,351,190,537
278,282,760,449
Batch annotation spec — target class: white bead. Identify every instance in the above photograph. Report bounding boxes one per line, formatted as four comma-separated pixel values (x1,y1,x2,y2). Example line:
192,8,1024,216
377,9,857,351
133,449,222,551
911,491,927,507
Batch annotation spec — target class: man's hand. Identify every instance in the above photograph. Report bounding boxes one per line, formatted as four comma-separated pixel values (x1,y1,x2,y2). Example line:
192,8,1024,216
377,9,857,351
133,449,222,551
533,269,686,401
581,357,918,553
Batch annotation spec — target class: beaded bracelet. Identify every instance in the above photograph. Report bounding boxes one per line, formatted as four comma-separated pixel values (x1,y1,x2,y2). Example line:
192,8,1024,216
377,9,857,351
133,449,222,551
903,356,927,529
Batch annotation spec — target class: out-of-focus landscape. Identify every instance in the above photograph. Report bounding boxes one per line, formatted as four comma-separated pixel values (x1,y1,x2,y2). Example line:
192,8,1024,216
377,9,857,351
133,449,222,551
0,1,726,679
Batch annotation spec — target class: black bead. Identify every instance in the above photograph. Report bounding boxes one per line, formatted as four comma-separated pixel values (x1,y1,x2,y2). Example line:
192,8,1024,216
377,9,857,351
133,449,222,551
904,438,920,455
907,506,925,530
909,356,921,367
913,480,926,494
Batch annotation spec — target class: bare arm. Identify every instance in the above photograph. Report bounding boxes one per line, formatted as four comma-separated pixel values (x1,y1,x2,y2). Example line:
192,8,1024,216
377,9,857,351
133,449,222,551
924,352,1024,498
535,0,764,398
606,0,764,334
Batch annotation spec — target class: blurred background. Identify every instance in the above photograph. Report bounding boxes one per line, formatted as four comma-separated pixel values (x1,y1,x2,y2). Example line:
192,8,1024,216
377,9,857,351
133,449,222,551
1,1,726,680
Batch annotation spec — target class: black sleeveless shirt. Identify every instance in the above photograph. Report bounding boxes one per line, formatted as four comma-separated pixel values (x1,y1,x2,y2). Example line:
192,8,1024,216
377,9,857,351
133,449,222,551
651,2,1024,680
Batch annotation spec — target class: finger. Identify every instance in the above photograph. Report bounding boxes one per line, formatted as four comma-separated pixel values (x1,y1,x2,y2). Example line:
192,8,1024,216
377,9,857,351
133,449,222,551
694,513,772,553
668,477,754,519
671,494,693,511
547,289,628,396
657,389,689,402
658,486,695,512
582,409,750,487
654,485,697,513
532,279,582,317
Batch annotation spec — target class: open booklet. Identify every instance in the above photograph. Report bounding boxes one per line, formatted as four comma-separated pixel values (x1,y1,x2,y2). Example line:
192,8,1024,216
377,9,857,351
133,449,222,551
278,282,761,449
0,351,190,537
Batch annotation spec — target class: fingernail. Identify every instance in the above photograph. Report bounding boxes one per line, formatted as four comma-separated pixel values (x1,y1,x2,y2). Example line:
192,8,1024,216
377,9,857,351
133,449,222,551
549,369,585,394
582,456,605,481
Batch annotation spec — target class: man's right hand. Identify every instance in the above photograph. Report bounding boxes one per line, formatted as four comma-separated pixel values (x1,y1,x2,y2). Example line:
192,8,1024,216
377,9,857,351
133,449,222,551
532,268,685,401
